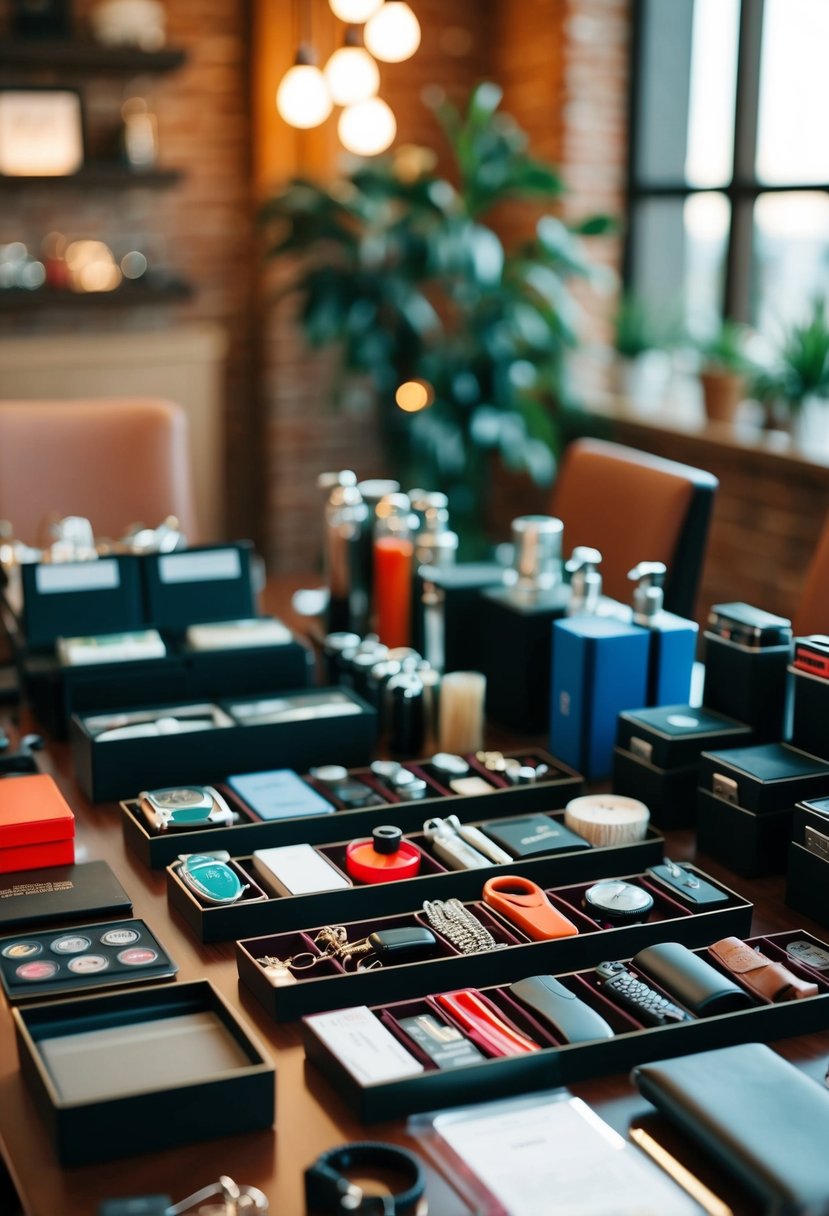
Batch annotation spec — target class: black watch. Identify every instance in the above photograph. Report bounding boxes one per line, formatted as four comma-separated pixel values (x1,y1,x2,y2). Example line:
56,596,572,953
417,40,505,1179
583,879,654,926
305,1142,427,1215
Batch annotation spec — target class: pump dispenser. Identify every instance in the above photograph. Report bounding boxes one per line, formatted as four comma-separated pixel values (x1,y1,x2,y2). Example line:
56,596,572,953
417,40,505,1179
478,515,570,731
628,561,698,705
566,546,603,616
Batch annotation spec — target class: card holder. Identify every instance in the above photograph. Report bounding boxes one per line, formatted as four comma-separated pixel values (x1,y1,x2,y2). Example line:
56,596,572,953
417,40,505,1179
707,936,820,1003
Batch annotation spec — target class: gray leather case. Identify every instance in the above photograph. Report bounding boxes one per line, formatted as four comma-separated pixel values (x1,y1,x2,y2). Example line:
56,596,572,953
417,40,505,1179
633,941,753,1016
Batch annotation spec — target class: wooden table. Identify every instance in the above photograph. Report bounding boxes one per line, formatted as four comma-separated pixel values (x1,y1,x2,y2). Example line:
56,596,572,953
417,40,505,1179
1,587,828,1214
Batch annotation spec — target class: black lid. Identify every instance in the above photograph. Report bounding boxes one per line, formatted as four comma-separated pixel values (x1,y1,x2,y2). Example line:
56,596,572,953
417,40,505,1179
372,825,402,854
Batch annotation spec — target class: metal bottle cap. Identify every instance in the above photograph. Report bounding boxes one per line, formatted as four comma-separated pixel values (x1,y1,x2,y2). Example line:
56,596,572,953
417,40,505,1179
409,490,450,532
415,529,459,568
566,546,603,616
358,479,401,503
508,515,563,590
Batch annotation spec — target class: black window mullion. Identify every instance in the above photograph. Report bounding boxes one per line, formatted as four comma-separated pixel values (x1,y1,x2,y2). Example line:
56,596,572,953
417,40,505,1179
724,0,765,321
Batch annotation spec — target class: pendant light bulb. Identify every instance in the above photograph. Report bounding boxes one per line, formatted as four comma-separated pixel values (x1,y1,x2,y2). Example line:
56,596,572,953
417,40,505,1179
364,2,421,63
329,0,383,21
276,47,333,129
339,96,397,156
324,43,380,105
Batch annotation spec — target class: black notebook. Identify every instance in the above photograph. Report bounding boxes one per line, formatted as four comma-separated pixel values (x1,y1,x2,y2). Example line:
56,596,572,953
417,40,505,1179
0,860,132,930
633,1042,829,1213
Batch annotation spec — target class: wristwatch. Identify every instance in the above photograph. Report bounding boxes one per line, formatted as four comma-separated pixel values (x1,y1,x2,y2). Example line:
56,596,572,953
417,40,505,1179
583,880,654,926
138,785,236,832
305,1142,427,1214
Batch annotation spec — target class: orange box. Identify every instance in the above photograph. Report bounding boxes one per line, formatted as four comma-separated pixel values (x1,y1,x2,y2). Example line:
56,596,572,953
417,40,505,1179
0,775,75,873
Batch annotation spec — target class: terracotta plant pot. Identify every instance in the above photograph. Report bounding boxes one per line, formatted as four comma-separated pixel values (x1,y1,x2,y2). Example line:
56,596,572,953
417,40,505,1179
699,367,746,425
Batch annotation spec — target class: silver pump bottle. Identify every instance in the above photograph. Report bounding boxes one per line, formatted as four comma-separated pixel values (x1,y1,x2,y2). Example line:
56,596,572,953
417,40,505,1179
566,546,603,616
628,561,667,626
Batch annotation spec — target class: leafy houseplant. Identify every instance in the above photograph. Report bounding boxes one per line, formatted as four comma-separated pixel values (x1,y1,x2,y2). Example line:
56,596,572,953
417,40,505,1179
697,319,753,426
754,301,829,445
610,293,673,408
260,82,610,543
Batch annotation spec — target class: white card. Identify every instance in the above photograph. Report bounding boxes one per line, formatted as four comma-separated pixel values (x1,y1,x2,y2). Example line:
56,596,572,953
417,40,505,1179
252,844,350,895
305,1006,425,1085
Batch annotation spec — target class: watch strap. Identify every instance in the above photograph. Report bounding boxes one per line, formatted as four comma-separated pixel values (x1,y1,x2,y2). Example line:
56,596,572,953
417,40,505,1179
708,936,819,1002
305,1142,426,1215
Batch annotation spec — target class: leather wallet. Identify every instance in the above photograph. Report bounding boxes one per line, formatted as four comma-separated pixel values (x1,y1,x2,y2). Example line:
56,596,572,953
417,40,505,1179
509,975,614,1042
633,1042,829,1213
708,936,820,1002
633,941,753,1017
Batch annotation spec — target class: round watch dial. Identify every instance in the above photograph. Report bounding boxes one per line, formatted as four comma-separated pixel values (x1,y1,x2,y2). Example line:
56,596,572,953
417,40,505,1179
584,880,654,920
151,787,210,808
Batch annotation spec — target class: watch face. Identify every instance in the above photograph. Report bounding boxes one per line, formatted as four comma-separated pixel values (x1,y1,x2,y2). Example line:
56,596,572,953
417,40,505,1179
585,881,654,916
148,786,213,810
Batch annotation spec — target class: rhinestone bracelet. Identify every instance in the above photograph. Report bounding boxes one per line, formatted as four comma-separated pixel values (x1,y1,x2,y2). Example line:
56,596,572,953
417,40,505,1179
422,897,504,954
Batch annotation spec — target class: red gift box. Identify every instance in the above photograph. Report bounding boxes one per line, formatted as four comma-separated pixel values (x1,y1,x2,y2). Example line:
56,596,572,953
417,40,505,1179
0,775,75,873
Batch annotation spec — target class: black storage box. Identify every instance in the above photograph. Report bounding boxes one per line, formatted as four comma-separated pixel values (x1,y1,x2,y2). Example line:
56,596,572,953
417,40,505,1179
696,787,793,877
702,629,791,742
612,748,698,828
122,748,584,870
616,705,752,768
236,865,753,1022
786,841,829,928
166,817,664,942
301,929,829,1122
71,687,377,802
141,543,256,630
21,555,145,650
790,666,829,761
698,742,829,814
413,562,504,672
13,979,275,1165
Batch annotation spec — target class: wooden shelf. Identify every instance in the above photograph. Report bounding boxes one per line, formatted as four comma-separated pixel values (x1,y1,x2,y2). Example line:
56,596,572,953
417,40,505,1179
0,280,193,311
0,164,183,188
0,40,187,74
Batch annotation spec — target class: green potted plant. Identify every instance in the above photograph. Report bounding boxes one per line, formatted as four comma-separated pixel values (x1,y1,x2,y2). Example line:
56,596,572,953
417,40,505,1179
772,300,829,447
260,82,611,544
610,293,672,409
697,319,753,426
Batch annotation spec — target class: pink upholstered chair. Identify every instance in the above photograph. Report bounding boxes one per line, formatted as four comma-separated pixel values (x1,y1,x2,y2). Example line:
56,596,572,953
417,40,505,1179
0,398,199,546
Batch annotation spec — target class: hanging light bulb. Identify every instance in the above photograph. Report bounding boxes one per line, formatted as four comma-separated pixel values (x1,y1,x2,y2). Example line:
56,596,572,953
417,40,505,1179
329,0,383,20
339,96,397,156
364,1,420,63
324,29,380,106
276,46,333,129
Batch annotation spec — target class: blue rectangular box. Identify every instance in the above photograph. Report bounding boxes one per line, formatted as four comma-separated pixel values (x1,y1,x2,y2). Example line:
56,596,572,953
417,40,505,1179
647,612,698,705
551,616,649,780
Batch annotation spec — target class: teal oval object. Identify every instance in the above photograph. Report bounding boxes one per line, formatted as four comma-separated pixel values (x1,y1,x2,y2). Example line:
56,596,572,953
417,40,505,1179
181,855,245,904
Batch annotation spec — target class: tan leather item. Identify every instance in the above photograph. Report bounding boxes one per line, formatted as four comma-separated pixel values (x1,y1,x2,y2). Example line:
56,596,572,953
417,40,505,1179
0,398,199,545
708,936,819,1003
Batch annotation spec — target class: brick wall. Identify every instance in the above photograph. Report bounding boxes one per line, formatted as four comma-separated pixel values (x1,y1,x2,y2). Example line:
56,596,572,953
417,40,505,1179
0,0,256,539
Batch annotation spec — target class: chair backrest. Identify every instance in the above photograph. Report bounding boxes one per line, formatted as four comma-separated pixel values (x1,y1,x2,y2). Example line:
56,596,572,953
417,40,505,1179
549,437,718,618
794,508,829,637
0,398,199,546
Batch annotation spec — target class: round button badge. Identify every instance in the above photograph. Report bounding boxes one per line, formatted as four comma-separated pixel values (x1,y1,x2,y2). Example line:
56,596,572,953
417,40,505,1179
2,941,42,960
117,947,158,967
100,928,140,947
68,955,109,975
16,960,59,982
50,934,92,955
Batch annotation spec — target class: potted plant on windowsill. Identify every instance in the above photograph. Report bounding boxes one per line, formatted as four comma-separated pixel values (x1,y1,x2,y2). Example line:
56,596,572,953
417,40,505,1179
697,319,753,426
260,83,611,548
769,300,829,450
609,293,673,410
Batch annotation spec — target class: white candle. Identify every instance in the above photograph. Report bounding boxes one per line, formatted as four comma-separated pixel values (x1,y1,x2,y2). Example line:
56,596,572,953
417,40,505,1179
439,671,486,755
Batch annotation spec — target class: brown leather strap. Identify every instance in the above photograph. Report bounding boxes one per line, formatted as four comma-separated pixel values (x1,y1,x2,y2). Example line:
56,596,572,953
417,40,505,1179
708,937,819,1002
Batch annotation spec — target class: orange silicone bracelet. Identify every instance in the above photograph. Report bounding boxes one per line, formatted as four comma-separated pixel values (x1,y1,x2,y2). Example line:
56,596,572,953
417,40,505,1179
483,875,579,941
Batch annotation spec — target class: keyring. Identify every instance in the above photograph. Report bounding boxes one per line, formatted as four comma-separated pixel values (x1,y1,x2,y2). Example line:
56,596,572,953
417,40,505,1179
482,874,578,940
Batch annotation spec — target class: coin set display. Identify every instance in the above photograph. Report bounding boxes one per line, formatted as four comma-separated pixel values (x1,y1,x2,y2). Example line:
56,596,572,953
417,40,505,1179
0,918,177,1001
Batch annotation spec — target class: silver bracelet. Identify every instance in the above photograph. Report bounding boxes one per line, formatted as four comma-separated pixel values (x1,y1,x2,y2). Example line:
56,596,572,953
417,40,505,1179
422,898,504,954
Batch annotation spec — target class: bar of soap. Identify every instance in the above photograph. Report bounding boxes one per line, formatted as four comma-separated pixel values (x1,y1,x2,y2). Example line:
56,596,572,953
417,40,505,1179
564,794,649,846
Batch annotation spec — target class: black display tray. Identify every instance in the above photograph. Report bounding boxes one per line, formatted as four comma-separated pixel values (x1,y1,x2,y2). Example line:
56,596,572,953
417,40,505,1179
20,554,144,650
122,749,584,869
14,979,275,1166
698,742,829,814
301,930,829,1122
71,687,377,802
616,704,752,768
236,865,752,1021
167,820,664,942
785,841,829,928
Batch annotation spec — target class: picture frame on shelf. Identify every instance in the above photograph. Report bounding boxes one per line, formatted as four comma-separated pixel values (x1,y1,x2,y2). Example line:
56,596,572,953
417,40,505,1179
0,86,84,177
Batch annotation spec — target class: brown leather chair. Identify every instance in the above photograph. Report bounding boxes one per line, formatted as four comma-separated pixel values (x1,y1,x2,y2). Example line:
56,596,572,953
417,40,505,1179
794,509,829,636
550,437,718,618
0,398,199,546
